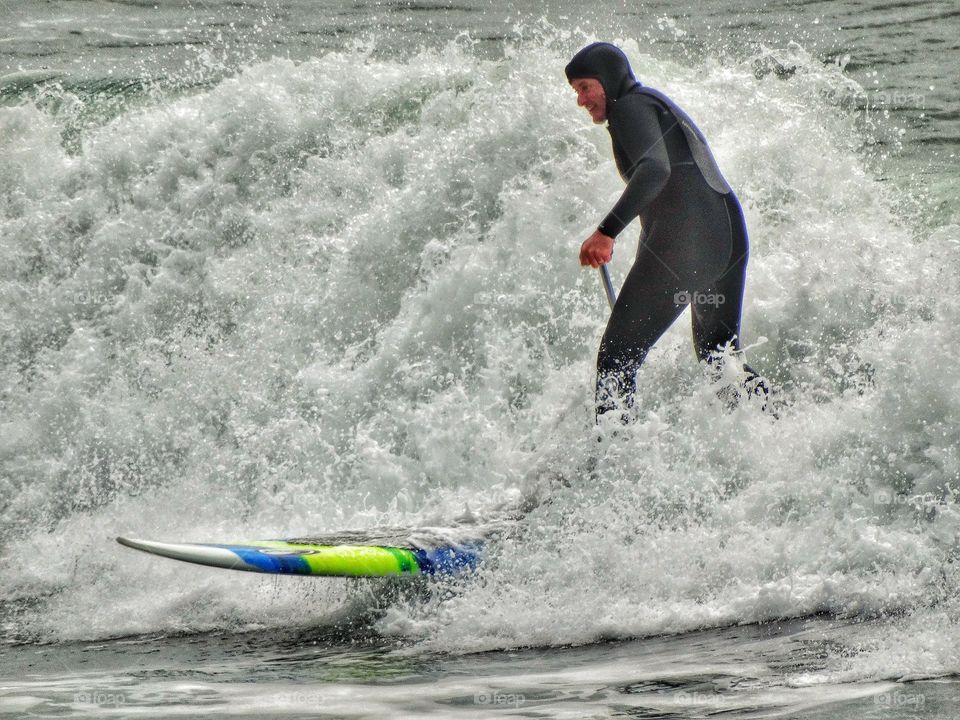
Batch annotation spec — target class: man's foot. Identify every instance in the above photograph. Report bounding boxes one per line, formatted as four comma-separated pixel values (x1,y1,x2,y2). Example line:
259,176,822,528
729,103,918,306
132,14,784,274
715,369,780,418
743,371,781,418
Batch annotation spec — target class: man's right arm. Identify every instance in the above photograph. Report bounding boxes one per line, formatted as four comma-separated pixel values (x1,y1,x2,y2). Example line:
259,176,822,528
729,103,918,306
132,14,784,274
598,95,672,238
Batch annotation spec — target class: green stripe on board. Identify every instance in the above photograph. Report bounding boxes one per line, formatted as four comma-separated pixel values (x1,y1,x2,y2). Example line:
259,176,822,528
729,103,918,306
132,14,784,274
384,546,420,575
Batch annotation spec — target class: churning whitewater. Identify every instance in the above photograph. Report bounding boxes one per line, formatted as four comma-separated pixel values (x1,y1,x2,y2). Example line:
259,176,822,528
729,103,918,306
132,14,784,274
2,33,959,690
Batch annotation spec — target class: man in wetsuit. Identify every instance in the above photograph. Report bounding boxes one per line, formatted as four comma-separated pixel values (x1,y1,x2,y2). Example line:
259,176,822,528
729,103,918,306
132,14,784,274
566,42,761,418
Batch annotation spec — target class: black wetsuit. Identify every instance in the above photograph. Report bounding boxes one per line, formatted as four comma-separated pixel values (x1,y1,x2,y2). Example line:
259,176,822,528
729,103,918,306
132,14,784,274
565,43,753,416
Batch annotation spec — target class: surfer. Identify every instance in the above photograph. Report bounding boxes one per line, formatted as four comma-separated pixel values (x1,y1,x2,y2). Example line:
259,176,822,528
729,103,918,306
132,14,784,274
566,42,767,420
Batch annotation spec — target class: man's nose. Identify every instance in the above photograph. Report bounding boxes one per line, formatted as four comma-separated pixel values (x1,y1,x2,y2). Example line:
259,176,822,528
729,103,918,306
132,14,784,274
576,93,587,106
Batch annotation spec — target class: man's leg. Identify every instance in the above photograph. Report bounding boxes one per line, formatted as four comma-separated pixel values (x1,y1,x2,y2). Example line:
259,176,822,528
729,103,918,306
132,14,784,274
690,191,749,362
690,200,770,406
597,261,687,419
690,258,747,366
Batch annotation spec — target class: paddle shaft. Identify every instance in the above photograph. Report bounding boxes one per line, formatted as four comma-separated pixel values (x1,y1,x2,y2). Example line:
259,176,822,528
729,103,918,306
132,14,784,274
599,264,617,310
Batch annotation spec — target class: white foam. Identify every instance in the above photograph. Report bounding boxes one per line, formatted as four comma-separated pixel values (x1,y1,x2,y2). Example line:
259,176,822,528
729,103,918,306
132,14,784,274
2,36,958,685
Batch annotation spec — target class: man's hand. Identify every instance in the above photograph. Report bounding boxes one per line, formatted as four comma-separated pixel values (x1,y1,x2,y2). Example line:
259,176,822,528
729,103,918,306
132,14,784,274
579,230,614,268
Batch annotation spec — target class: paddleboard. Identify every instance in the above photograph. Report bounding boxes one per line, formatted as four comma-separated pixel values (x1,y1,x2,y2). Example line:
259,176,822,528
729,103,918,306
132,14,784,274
116,530,486,577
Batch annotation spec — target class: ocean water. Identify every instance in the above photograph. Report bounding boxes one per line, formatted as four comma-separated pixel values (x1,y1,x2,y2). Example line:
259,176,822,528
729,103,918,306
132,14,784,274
2,1,959,717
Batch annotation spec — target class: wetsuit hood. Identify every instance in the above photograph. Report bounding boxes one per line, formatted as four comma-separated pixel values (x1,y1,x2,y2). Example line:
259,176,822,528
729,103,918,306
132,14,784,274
564,42,639,102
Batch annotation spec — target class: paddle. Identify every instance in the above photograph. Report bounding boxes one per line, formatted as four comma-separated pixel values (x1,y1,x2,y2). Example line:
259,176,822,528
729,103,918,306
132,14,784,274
599,264,617,310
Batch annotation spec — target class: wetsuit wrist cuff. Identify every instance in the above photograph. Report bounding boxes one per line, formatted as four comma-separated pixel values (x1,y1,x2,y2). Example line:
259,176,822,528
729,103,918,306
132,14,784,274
598,217,623,239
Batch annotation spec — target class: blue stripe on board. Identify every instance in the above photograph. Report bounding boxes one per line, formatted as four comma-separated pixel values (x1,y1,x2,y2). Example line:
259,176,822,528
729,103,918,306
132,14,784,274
224,546,312,574
413,543,484,575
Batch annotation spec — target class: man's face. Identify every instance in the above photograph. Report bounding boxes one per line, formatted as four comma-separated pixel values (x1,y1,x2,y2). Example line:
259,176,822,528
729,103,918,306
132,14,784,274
571,78,607,124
